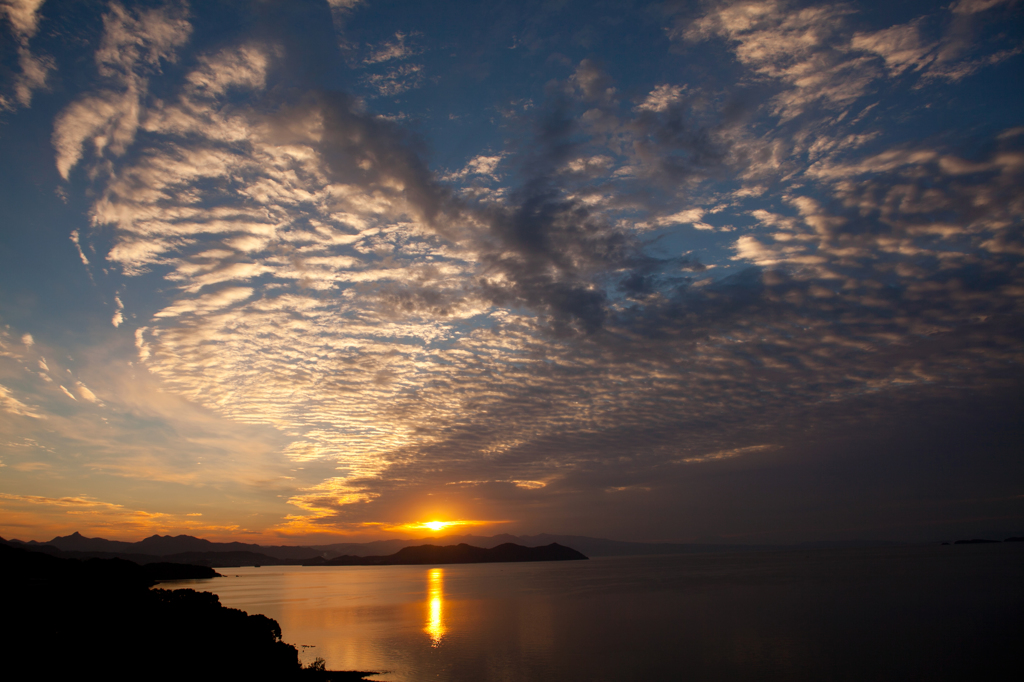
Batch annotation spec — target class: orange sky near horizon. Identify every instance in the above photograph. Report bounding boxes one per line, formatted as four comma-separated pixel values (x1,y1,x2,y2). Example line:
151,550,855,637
0,491,510,544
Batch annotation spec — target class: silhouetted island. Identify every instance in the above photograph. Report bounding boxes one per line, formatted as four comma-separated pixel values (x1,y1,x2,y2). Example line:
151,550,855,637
303,542,588,566
0,540,377,680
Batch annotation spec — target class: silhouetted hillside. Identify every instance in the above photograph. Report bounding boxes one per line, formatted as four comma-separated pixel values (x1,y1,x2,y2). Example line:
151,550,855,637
310,542,587,566
0,541,376,680
8,536,320,567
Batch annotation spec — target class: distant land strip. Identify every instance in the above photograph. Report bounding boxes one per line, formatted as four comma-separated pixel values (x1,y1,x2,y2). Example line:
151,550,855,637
303,542,588,566
4,532,1021,568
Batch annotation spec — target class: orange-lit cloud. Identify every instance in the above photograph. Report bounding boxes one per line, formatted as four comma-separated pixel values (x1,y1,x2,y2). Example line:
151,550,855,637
0,493,243,541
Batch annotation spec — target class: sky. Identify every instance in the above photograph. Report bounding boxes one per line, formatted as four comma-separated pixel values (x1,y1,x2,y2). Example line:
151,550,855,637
1,0,1022,545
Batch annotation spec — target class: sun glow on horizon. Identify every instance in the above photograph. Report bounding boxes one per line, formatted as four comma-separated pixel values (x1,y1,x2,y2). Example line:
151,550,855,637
383,519,508,534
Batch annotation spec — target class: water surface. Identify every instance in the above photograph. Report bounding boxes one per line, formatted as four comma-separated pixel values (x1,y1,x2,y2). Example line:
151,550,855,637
166,543,1024,681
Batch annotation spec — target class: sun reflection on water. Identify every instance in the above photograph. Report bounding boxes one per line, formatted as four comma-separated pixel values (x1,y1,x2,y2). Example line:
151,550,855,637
425,568,446,647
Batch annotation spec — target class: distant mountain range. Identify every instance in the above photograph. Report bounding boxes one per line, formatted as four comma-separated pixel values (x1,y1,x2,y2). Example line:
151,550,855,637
0,531,929,568
9,531,320,560
5,531,767,562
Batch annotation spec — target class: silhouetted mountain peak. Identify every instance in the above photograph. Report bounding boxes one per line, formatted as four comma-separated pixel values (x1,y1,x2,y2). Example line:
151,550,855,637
47,532,129,552
318,542,588,566
137,534,218,553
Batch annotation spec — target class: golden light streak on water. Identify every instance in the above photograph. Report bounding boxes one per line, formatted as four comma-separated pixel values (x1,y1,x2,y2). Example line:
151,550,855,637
425,567,446,647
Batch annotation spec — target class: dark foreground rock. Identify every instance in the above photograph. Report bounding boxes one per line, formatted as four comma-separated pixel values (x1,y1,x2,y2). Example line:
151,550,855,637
0,541,377,680
309,542,588,566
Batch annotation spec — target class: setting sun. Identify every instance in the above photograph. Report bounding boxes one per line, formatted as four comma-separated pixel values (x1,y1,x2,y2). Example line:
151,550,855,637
405,520,463,533
383,519,506,534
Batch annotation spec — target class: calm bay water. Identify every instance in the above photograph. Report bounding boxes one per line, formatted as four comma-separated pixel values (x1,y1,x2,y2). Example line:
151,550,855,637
165,543,1023,681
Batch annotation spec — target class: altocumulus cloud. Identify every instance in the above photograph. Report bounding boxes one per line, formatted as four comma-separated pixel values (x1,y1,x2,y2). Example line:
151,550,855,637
0,0,1021,542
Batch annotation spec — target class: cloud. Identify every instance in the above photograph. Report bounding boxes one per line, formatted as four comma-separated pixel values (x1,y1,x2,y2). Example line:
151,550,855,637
675,0,1022,121
8,45,53,108
112,295,124,327
0,0,44,36
69,230,90,266
364,31,419,64
74,27,1022,532
851,2,1022,83
677,0,876,119
76,382,100,403
571,59,616,104
361,63,424,96
0,383,44,418
53,90,142,179
152,287,254,318
677,444,777,464
0,492,245,540
851,21,934,76
645,208,717,231
23,0,1021,542
52,41,475,505
443,154,506,181
951,0,1013,15
51,0,191,179
277,477,381,535
0,0,53,110
635,84,685,113
185,44,270,97
327,0,363,12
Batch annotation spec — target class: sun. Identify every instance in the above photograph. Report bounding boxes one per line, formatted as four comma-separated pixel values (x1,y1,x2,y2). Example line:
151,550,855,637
380,519,509,534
